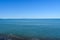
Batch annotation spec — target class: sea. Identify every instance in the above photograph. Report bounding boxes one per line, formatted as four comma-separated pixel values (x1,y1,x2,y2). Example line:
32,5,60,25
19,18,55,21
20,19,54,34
0,19,60,38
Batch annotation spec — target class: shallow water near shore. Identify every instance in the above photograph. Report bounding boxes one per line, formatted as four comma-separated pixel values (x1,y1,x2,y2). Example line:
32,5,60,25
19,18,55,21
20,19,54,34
0,19,60,38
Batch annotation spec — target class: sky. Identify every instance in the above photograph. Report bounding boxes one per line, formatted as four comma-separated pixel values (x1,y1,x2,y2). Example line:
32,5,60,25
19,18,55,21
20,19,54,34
0,0,60,19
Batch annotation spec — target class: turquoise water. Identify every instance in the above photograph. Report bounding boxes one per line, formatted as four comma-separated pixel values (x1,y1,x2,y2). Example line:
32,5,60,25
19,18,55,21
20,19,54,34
0,19,60,38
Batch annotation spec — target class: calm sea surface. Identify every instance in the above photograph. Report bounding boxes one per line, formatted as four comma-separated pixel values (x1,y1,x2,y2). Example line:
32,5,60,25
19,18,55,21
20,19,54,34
0,19,60,38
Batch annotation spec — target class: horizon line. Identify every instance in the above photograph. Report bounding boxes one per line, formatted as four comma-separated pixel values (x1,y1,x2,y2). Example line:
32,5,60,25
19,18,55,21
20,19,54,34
0,18,60,19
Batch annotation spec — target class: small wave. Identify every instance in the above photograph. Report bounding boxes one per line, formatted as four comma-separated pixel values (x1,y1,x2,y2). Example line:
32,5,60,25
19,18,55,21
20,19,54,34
15,23,52,25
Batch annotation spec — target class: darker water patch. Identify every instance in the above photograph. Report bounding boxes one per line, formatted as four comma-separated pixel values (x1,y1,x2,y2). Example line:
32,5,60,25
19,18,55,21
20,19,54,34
0,34,60,40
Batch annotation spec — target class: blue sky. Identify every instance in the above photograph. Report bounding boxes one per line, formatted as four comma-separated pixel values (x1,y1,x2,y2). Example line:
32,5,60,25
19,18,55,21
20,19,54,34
0,0,60,19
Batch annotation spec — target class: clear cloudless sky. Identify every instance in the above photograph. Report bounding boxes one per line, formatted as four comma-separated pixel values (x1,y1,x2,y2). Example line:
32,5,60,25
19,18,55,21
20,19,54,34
0,0,60,19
